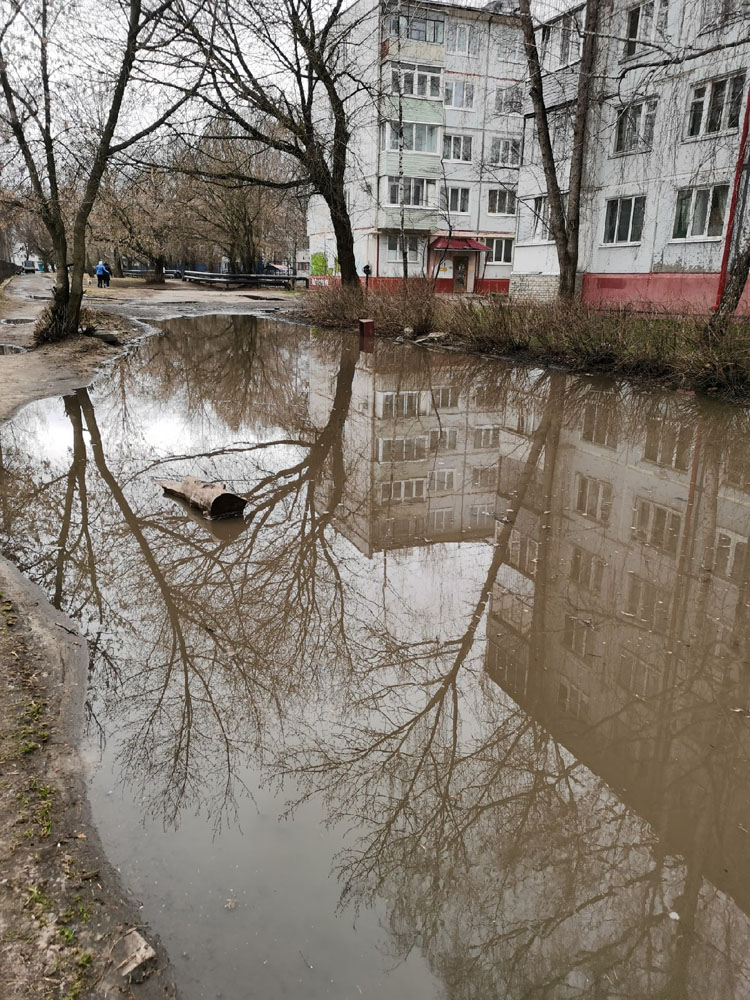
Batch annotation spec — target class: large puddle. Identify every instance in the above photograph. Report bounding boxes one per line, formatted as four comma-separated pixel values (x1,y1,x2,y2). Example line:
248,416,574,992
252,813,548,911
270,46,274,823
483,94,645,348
3,313,750,998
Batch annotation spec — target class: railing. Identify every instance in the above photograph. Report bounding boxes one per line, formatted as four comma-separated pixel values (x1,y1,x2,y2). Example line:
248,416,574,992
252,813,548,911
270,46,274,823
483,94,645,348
182,270,309,290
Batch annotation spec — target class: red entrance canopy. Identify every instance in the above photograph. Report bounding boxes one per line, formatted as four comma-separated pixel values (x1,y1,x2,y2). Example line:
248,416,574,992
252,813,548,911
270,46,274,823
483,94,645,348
429,236,493,252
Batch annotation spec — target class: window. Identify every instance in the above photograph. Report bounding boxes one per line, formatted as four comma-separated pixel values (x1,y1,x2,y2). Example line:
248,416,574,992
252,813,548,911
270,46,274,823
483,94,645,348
575,474,613,524
470,504,494,529
624,0,667,58
725,443,750,491
446,21,478,55
488,188,516,214
487,641,528,697
391,63,442,99
378,514,425,543
474,425,501,448
442,186,470,214
559,12,582,65
387,235,421,262
687,74,745,137
624,573,670,631
380,390,424,418
430,428,458,451
564,615,593,659
603,195,645,244
643,419,692,470
614,98,657,152
390,14,444,44
386,122,439,153
490,238,513,264
472,465,497,488
490,136,521,165
702,0,749,26
427,508,455,533
386,176,437,207
379,478,426,503
442,134,473,161
619,649,660,698
582,402,618,448
570,545,604,594
430,469,455,491
495,85,523,114
378,436,427,462
632,498,682,555
432,386,459,409
508,402,541,436
497,27,523,63
714,530,748,582
557,677,589,720
532,195,551,240
444,79,474,108
509,529,538,577
673,184,728,240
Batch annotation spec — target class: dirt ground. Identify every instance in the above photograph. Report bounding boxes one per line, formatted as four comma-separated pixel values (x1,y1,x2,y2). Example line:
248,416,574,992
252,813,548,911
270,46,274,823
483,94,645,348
0,273,301,997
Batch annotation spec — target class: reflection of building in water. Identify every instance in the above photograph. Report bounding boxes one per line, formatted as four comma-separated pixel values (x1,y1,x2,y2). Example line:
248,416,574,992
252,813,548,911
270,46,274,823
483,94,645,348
309,340,518,556
485,387,750,916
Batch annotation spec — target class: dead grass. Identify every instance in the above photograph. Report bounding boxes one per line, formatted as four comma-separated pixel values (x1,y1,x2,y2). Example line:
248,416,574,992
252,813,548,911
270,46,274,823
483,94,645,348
302,285,750,397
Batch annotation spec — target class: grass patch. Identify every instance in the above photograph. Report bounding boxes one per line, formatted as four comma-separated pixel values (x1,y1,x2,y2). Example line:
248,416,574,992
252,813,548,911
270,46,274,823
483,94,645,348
302,286,750,396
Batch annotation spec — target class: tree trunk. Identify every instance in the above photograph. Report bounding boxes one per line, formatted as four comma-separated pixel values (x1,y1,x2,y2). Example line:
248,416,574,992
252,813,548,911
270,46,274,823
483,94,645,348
705,235,750,344
153,258,165,284
558,254,578,300
157,476,247,518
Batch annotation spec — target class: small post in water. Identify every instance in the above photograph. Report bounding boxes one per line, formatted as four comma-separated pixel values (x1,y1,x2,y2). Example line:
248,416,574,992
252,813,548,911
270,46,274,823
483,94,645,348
359,318,375,354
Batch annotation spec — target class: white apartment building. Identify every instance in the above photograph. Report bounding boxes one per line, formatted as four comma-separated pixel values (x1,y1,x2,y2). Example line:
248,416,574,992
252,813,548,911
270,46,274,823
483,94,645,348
513,0,750,312
307,0,525,293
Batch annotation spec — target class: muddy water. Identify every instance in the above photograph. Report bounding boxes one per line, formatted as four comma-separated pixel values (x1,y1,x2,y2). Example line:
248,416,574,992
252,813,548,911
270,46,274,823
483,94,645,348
3,313,750,998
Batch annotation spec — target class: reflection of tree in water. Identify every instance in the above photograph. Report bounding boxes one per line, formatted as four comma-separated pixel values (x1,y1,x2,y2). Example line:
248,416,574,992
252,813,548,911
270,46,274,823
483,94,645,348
3,321,750,994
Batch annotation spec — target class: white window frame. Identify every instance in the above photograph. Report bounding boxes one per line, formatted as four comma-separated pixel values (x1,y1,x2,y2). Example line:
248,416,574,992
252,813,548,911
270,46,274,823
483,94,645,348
472,465,497,488
574,474,613,524
444,79,474,109
442,133,473,161
386,176,437,208
474,425,501,448
442,186,470,214
427,507,455,533
624,0,667,58
432,386,459,409
446,21,479,56
495,84,523,115
377,435,427,462
386,234,422,263
490,238,513,264
672,184,728,241
686,73,745,138
614,98,657,153
379,478,426,504
429,469,455,492
531,194,552,241
497,28,523,63
632,497,682,556
390,62,442,100
603,195,646,245
569,545,604,594
386,121,439,154
488,188,516,215
490,135,521,166
430,427,458,451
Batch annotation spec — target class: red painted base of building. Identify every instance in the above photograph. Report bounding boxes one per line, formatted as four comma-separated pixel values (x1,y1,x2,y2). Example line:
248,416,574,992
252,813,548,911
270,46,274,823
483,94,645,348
582,272,750,315
310,275,510,295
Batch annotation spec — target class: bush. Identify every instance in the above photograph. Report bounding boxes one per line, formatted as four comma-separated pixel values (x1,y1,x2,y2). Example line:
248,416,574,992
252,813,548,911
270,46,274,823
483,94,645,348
300,284,750,395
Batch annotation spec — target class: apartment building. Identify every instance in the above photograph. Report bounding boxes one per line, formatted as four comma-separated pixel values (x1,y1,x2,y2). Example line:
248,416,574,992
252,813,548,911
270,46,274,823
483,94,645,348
485,379,750,922
513,0,750,311
306,0,525,293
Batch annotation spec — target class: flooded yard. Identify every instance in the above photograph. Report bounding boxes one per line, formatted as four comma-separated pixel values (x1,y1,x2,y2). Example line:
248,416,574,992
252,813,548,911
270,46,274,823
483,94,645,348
2,313,750,998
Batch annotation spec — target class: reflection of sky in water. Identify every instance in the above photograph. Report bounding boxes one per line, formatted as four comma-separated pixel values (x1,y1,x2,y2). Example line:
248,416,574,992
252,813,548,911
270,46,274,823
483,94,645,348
4,315,750,999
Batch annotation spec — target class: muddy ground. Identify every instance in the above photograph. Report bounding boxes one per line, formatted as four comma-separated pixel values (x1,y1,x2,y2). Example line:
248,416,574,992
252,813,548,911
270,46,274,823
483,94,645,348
0,273,299,997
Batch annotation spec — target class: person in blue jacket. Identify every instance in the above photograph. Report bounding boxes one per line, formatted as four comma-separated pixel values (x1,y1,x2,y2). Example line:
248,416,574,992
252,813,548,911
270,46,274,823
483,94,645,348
95,260,108,288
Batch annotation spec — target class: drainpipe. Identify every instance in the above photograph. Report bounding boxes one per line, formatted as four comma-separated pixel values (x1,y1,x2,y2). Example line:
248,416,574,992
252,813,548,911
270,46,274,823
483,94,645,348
714,86,750,310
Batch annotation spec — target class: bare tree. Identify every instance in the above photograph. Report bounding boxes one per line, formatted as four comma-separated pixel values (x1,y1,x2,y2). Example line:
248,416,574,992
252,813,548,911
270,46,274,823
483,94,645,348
518,0,601,299
0,0,197,339
172,0,376,286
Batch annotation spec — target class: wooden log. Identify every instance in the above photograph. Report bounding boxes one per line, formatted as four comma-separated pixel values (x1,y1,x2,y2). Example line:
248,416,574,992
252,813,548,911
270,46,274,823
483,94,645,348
156,476,247,519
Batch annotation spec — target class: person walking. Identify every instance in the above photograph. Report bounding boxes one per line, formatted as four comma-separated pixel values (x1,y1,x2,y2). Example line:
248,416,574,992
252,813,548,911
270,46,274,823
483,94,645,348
95,260,108,288
103,262,111,288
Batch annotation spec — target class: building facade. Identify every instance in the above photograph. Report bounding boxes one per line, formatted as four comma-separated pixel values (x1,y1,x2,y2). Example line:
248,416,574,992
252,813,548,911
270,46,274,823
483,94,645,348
307,0,525,293
513,0,750,312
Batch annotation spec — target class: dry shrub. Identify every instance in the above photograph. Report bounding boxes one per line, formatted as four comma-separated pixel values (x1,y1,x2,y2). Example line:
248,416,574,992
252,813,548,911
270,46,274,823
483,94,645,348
32,304,69,345
301,284,750,395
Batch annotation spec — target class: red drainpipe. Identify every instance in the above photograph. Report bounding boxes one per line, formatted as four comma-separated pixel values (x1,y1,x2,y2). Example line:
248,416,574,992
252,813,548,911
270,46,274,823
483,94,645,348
714,86,750,310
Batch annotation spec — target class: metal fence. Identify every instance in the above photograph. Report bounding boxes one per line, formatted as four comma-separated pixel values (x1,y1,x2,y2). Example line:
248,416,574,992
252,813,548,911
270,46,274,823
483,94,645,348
0,260,22,281
183,270,308,290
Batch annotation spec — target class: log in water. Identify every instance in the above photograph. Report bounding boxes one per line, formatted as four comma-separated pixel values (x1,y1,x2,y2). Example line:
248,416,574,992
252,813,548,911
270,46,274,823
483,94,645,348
156,476,247,519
